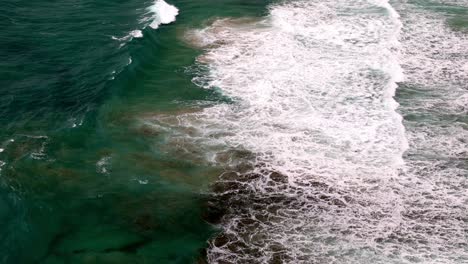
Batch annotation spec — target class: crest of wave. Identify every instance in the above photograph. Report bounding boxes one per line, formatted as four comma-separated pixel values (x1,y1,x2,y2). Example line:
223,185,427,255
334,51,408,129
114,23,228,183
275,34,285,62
112,0,178,44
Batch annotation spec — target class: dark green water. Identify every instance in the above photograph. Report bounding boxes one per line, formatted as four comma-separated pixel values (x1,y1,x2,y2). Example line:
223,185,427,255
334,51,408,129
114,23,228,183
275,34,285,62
0,0,270,263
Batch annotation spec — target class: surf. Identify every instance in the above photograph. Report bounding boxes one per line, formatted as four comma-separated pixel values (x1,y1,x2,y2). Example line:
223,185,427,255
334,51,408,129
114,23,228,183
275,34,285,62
169,0,412,262
112,0,179,45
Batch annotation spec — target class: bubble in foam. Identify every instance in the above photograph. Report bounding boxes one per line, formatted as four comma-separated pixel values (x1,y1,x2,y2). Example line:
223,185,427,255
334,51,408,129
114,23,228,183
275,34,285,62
392,3,468,262
177,0,417,262
162,0,466,262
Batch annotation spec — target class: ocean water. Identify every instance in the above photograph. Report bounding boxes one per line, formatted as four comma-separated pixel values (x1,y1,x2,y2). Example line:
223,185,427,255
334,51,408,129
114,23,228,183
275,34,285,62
0,0,467,263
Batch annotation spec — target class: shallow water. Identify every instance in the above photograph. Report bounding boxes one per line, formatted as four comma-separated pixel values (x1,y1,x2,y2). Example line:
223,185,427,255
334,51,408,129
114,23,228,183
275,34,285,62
177,0,467,263
1,0,467,263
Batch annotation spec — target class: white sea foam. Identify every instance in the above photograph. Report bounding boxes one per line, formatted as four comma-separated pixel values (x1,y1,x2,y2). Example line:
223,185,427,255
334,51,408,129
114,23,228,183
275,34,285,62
166,0,411,262
148,0,179,29
96,156,111,174
389,2,468,263
187,0,408,181
143,0,467,262
111,30,143,42
112,0,178,45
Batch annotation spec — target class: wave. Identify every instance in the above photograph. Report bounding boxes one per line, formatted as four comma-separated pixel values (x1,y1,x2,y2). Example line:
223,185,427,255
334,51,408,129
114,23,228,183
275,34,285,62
147,0,179,29
112,0,178,45
144,0,467,262
111,29,143,42
169,0,410,262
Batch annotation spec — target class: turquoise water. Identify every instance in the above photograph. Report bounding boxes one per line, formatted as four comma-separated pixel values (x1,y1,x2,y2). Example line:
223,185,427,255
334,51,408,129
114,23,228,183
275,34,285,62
1,0,467,263
1,0,271,263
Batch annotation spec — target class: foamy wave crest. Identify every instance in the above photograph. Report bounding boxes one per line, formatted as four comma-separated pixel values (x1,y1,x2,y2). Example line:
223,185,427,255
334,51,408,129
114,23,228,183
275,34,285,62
147,0,179,29
111,30,143,42
112,0,178,45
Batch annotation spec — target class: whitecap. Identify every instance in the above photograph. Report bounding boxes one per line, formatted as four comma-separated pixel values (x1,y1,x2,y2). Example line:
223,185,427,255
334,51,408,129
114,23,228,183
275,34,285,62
96,156,111,174
148,0,179,29
112,0,178,46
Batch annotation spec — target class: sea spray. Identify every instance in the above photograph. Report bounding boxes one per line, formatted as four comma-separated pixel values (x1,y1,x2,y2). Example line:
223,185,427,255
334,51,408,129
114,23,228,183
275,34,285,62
148,0,179,29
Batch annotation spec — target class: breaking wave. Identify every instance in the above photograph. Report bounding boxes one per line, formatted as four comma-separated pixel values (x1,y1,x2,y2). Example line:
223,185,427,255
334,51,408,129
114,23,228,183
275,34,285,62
112,0,178,45
144,0,467,262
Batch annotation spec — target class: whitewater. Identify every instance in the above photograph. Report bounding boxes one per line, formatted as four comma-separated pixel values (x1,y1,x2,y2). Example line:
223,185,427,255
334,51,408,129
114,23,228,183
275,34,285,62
1,0,465,262
141,0,468,263
111,0,178,44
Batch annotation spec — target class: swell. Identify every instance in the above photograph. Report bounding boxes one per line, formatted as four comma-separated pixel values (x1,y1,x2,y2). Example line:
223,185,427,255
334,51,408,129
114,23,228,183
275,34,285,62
0,0,178,135
0,0,138,132
0,1,181,262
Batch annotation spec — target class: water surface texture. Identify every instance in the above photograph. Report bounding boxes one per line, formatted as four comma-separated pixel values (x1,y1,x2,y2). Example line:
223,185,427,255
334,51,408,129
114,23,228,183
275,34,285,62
1,0,467,263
